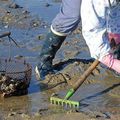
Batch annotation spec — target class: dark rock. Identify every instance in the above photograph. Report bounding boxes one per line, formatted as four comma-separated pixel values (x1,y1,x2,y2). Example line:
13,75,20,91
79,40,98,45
9,3,22,9
45,3,51,7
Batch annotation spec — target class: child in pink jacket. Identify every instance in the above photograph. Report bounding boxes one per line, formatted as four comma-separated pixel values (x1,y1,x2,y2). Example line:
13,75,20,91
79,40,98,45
35,0,120,80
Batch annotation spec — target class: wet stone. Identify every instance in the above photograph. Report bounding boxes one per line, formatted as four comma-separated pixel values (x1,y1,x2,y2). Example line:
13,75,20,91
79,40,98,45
103,112,111,119
8,112,17,117
22,10,30,14
45,3,51,7
34,112,41,117
21,113,31,119
37,34,45,40
9,3,22,9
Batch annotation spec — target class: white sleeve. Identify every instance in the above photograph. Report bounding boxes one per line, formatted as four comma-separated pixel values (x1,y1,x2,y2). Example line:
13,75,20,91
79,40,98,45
81,0,112,60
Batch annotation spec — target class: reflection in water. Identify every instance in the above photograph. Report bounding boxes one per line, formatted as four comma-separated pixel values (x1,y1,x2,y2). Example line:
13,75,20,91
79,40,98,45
0,74,49,114
0,95,31,113
80,83,120,102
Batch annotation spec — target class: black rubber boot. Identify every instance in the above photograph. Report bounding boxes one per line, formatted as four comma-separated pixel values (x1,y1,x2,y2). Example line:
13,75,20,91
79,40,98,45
35,31,66,80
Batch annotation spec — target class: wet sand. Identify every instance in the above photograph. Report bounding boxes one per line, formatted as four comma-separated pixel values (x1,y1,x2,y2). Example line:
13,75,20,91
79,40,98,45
0,0,120,120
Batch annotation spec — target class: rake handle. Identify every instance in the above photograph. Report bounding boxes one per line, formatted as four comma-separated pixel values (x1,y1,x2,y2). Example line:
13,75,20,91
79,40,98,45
73,60,100,91
0,32,11,38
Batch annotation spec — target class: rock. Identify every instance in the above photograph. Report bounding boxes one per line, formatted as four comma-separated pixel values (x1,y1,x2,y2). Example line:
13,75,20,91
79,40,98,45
22,10,30,14
51,92,59,97
45,3,51,7
34,112,42,117
103,112,111,119
21,113,31,119
8,112,17,116
37,34,45,40
9,3,21,9
4,25,9,28
32,112,42,120
14,55,24,60
6,10,11,14
30,19,40,27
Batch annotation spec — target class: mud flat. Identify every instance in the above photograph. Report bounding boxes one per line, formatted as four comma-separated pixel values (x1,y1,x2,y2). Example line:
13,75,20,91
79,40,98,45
0,0,120,120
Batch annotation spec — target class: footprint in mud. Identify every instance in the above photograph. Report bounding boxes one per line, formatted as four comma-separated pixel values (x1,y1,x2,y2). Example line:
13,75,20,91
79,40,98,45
39,72,68,91
39,59,102,92
53,59,101,85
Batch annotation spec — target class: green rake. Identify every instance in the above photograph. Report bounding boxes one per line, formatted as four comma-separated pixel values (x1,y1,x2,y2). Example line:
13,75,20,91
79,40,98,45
50,60,99,108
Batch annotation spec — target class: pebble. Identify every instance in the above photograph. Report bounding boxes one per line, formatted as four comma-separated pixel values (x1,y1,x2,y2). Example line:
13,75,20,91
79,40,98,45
14,55,24,59
45,3,51,7
22,10,29,14
103,112,111,119
21,113,31,119
37,34,45,40
51,92,58,97
34,112,42,117
4,25,9,28
8,112,17,116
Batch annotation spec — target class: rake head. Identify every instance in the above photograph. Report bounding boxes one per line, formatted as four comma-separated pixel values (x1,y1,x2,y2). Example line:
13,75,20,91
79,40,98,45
50,97,80,108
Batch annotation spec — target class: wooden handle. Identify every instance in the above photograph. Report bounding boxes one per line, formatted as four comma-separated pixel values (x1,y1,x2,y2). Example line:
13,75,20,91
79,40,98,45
73,60,100,91
0,32,11,38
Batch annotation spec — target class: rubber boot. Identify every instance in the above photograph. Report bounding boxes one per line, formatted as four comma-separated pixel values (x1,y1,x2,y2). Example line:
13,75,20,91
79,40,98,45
35,31,66,80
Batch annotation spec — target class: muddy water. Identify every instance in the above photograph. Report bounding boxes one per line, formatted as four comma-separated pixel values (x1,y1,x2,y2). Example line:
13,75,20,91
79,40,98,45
0,0,120,119
15,0,60,22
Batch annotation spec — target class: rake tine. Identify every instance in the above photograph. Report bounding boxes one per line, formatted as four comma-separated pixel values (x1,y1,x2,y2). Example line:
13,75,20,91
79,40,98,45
50,97,80,108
